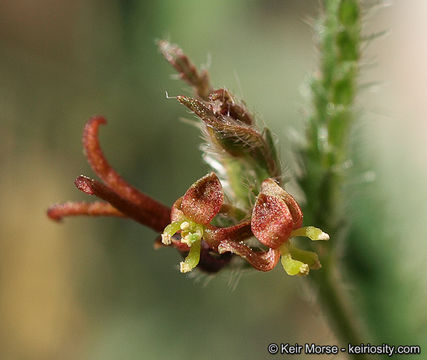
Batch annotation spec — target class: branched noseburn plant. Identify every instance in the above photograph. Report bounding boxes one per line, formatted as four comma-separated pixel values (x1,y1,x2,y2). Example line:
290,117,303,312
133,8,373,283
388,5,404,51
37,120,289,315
48,41,329,277
48,0,370,356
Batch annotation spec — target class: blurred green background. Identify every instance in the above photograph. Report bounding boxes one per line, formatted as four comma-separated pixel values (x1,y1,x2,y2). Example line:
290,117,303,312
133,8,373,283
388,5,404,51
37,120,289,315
0,1,426,359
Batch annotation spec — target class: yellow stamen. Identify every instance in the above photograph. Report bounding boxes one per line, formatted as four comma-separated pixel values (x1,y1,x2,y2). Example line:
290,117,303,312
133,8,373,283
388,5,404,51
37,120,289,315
161,221,183,245
289,245,321,270
279,243,310,276
291,226,330,241
180,238,202,273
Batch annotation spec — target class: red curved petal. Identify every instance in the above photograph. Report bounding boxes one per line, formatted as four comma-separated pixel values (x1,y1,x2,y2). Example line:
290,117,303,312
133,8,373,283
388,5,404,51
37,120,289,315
218,240,280,272
170,197,185,223
260,178,303,229
203,220,252,249
181,172,223,225
251,193,293,249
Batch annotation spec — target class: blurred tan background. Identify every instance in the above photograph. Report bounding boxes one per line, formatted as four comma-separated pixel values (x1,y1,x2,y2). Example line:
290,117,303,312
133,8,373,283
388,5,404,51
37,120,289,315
0,1,426,359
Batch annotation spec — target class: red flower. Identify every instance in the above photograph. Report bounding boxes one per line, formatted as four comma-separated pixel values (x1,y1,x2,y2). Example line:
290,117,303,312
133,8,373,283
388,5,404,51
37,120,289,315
251,178,303,249
161,173,280,273
251,179,329,276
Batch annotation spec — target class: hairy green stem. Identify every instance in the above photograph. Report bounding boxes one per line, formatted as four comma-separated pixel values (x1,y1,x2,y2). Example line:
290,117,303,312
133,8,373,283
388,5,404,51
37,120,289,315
311,255,370,360
299,0,370,357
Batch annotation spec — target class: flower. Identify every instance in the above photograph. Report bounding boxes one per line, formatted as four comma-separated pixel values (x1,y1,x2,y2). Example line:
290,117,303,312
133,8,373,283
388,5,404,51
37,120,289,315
161,172,223,272
160,172,280,273
251,179,329,276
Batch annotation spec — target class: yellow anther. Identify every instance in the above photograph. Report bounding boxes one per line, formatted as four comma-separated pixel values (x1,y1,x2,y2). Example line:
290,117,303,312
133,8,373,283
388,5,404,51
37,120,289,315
161,233,172,245
180,221,190,230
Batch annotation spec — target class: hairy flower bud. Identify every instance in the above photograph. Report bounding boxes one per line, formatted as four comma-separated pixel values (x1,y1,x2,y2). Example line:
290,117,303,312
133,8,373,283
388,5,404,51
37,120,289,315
176,96,280,180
